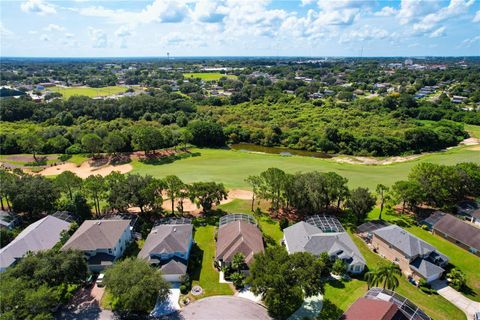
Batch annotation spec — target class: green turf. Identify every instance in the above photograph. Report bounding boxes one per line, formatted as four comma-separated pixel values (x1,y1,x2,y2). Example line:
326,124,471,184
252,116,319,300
49,86,128,99
183,73,237,81
67,154,89,166
465,124,480,139
367,209,480,302
322,278,367,313
131,146,480,190
191,225,233,297
350,231,466,320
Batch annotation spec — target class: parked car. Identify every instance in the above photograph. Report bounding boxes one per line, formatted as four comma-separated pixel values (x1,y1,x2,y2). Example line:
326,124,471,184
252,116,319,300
96,273,105,287
474,312,480,320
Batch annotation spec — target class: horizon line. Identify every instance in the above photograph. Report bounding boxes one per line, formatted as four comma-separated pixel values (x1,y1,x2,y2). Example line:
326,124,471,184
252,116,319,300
1,55,479,59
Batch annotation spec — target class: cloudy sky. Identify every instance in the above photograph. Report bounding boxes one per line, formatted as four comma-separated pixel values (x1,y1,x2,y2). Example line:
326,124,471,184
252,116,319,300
1,0,479,57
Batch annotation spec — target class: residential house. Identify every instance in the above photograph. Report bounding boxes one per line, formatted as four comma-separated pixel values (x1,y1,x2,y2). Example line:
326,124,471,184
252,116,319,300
215,214,264,268
138,221,193,282
283,215,366,274
342,287,431,320
421,211,446,230
432,214,480,256
0,215,70,272
372,225,448,283
0,210,18,229
456,200,480,225
61,219,132,272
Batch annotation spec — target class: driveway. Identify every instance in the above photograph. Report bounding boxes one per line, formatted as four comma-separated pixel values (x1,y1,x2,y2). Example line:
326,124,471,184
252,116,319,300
235,286,263,304
151,287,181,317
431,280,480,319
179,296,271,320
56,284,114,320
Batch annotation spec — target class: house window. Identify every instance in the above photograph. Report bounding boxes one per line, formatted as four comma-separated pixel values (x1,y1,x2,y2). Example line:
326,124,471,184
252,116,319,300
108,249,112,254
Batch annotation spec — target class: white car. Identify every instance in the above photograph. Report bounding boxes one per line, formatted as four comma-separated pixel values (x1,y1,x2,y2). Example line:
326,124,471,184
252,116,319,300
95,273,105,287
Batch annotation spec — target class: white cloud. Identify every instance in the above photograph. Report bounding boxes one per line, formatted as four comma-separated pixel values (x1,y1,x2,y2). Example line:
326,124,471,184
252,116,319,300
374,6,397,17
65,33,74,39
115,25,133,48
339,25,391,44
45,24,65,32
88,27,107,48
301,0,315,6
0,23,14,37
192,0,227,23
21,0,56,15
397,0,439,25
430,26,446,38
461,35,480,47
473,10,480,22
412,0,474,34
40,33,50,41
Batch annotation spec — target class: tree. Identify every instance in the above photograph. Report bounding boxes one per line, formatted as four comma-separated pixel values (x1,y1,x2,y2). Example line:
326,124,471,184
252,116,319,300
18,133,44,162
259,168,287,212
347,187,376,223
447,268,466,290
377,263,401,291
365,267,380,289
231,252,246,272
179,130,193,150
376,184,389,220
187,120,226,147
391,180,423,213
0,169,15,210
131,126,164,155
188,181,228,212
58,192,92,222
81,133,103,157
124,174,163,214
245,175,263,212
103,258,170,314
54,171,83,200
103,132,125,156
332,259,347,276
247,247,326,319
163,175,184,214
83,175,106,216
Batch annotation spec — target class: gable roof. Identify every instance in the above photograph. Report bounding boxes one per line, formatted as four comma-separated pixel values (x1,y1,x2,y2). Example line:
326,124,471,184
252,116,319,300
342,297,407,320
373,225,435,258
216,220,264,265
284,221,366,265
0,215,70,270
160,258,188,275
433,214,480,251
61,219,130,251
138,224,193,260
409,257,444,279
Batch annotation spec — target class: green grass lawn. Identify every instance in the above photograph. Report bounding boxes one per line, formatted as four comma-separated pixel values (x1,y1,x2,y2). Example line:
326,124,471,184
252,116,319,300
323,278,367,313
465,124,480,139
131,145,480,190
49,86,128,99
183,73,237,81
367,209,480,302
67,154,89,166
349,231,466,320
191,225,233,297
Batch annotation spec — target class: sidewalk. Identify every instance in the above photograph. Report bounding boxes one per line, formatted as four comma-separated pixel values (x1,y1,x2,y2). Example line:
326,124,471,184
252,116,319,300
431,280,480,319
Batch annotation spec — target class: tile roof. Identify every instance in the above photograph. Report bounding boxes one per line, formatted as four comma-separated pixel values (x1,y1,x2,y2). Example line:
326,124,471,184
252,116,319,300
0,216,70,270
216,220,264,265
138,224,193,260
61,219,131,251
342,297,407,320
433,214,480,251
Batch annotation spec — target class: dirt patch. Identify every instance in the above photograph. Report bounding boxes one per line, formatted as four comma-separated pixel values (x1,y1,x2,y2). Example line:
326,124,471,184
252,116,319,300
334,154,422,165
468,145,480,151
460,137,480,146
3,155,56,162
37,161,132,178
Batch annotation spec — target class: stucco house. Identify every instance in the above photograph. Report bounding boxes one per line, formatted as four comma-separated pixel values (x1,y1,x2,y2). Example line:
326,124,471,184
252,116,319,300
432,214,480,256
138,221,193,282
61,219,132,272
372,225,448,283
283,215,366,274
0,215,70,272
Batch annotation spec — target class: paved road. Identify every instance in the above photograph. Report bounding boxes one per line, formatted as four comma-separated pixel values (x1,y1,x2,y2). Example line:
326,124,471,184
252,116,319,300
431,280,480,319
179,296,271,320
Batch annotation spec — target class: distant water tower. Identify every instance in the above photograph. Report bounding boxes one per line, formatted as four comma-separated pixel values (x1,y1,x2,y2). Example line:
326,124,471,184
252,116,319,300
167,52,170,60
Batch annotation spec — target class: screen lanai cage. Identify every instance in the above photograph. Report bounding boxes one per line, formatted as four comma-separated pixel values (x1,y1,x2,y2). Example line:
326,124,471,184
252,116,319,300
219,213,257,227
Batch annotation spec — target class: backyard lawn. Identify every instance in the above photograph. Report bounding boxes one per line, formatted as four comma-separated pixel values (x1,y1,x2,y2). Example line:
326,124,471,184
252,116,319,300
349,230,466,320
190,224,233,298
131,145,480,190
183,72,237,81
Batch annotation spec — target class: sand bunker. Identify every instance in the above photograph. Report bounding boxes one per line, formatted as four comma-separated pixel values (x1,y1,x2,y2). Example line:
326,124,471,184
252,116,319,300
460,137,480,146
38,161,132,178
334,154,422,165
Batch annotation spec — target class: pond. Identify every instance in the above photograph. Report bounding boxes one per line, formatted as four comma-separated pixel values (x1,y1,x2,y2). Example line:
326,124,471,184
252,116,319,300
230,143,332,158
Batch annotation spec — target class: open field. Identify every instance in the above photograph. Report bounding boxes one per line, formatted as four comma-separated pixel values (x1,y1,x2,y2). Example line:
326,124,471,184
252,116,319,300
131,145,480,190
183,72,237,80
48,86,128,99
367,208,480,302
465,124,480,139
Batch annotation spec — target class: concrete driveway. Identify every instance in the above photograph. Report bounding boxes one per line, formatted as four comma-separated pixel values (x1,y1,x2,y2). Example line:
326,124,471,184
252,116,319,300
56,284,114,320
150,287,181,317
431,280,480,319
179,296,271,320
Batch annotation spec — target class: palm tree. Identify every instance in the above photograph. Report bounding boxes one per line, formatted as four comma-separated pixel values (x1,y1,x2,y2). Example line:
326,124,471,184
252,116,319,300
377,263,401,291
231,253,246,272
365,267,380,289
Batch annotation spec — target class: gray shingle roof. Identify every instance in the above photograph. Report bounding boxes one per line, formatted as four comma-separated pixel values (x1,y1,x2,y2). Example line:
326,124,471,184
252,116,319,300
373,225,435,258
433,214,480,251
138,224,193,260
0,215,70,270
160,258,187,275
284,221,366,265
61,219,131,251
409,257,444,278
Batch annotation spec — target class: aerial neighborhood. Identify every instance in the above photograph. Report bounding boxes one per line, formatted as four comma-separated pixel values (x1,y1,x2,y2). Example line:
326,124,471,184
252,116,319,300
1,1,480,318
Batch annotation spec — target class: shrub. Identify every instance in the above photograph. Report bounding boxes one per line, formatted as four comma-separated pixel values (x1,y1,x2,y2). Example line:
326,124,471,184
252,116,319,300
180,285,188,294
279,217,289,230
230,272,245,289
58,154,72,162
65,143,84,154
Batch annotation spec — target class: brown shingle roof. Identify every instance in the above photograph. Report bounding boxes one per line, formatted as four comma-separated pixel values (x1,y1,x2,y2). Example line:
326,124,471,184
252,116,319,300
342,298,407,320
216,220,264,265
433,214,480,251
61,220,131,251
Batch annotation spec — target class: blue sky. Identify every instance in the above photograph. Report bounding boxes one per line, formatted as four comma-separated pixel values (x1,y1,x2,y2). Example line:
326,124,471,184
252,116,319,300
1,0,479,57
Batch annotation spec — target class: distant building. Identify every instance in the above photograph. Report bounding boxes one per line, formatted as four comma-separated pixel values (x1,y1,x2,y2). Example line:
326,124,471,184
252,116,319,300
432,214,480,256
404,59,413,65
456,200,480,225
61,219,132,272
0,216,70,272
